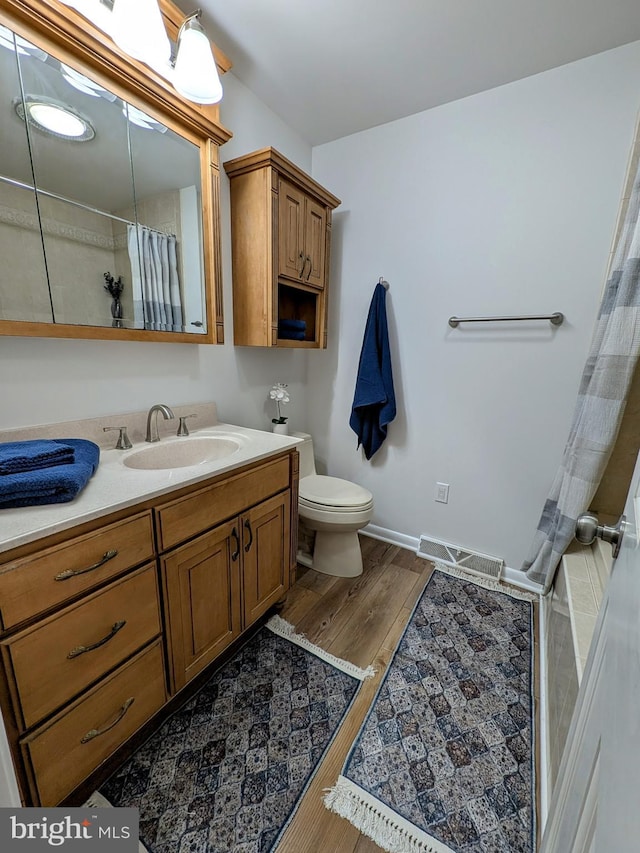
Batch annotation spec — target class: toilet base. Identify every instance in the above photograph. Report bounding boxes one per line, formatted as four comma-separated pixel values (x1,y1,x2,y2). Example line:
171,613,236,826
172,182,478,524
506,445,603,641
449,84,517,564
312,529,363,577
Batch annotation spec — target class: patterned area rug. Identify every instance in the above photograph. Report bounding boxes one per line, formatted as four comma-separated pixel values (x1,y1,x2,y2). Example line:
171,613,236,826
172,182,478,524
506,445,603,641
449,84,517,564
99,616,373,852
325,565,537,853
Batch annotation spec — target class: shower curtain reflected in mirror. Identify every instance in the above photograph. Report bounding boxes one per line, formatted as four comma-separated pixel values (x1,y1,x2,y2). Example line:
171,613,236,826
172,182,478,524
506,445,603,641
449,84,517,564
128,223,183,332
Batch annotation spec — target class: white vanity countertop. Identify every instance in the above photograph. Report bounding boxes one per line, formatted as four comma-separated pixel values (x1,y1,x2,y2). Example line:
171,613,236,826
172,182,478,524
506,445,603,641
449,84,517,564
0,423,302,556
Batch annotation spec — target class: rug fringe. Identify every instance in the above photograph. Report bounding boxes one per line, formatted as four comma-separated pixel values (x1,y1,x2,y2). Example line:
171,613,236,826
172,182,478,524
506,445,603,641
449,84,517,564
266,615,375,681
324,777,456,853
433,561,538,602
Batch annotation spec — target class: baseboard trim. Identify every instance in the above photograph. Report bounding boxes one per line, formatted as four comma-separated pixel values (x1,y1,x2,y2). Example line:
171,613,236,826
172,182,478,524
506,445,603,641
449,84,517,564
361,524,420,552
362,525,543,595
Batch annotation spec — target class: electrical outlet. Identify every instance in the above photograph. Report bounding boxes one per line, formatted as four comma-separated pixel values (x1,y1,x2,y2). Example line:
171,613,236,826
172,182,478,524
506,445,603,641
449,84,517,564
435,482,449,503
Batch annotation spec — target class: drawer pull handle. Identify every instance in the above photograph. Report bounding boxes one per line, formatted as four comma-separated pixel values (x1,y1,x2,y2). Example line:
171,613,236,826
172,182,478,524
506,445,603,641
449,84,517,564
80,697,135,744
305,255,312,280
298,251,306,276
244,519,253,552
67,620,127,659
54,549,118,581
231,527,240,561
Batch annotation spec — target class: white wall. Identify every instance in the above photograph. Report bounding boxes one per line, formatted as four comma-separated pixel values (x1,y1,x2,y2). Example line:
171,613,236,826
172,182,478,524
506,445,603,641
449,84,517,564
0,72,312,434
4,43,640,573
309,42,640,571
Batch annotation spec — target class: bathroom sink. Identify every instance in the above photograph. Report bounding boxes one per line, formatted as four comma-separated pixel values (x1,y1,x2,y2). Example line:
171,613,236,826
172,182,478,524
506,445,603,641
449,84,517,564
123,437,241,470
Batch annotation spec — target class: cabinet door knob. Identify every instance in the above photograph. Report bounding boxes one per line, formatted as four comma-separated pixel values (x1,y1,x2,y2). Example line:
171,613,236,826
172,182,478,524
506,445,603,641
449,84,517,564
244,519,253,552
231,527,240,561
305,255,312,280
298,252,306,276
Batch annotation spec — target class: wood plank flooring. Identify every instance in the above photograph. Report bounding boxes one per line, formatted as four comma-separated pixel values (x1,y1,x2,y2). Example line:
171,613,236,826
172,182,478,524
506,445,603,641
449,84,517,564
276,535,540,853
276,536,435,853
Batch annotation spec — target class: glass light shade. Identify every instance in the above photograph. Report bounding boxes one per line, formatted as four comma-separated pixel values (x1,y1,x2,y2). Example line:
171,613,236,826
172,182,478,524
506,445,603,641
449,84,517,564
110,0,171,67
173,18,223,105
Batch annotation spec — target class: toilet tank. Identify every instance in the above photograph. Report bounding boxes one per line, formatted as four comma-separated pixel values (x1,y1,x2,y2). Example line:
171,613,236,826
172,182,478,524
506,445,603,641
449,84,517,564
291,432,316,479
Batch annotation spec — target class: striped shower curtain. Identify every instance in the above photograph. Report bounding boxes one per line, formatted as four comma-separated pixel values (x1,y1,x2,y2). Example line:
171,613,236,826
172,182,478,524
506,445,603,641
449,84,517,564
128,224,184,332
523,160,640,593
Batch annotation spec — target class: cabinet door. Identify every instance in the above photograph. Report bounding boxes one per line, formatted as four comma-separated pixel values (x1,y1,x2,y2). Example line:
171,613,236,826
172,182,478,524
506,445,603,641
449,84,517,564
161,521,241,693
278,178,306,281
303,196,327,289
242,492,290,626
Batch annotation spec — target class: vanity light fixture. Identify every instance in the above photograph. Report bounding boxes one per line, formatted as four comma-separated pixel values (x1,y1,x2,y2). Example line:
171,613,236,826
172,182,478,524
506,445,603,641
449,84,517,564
56,0,223,106
172,11,223,105
15,95,96,141
111,0,171,67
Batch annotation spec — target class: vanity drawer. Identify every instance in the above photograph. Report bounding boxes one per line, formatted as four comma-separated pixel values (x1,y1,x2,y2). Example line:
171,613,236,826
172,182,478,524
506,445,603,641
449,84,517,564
156,455,291,550
0,511,155,629
21,640,166,807
2,564,161,730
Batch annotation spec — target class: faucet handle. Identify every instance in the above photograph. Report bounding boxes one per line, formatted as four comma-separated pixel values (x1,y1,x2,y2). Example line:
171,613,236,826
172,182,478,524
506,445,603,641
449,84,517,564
103,426,132,450
177,414,197,437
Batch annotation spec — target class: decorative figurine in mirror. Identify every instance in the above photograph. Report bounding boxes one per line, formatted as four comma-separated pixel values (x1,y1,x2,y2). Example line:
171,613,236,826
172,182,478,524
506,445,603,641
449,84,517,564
104,272,124,327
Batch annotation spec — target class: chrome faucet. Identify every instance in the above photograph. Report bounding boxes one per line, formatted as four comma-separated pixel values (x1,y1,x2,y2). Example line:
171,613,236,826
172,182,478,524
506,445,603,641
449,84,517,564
145,404,175,443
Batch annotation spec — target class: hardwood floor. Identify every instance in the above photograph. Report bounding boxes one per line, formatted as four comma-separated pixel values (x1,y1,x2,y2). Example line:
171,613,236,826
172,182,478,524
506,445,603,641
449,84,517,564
276,536,435,853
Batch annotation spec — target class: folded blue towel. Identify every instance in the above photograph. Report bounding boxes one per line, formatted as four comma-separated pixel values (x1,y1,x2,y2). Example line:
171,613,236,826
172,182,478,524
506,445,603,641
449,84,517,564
0,439,100,509
0,440,75,475
349,282,396,459
278,318,307,331
278,329,306,341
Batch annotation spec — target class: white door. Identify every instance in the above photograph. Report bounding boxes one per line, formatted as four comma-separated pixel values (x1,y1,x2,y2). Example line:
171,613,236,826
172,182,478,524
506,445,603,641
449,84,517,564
541,450,640,852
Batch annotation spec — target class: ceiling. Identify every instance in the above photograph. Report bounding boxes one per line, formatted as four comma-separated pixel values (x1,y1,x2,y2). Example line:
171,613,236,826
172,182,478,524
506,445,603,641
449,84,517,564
184,0,640,146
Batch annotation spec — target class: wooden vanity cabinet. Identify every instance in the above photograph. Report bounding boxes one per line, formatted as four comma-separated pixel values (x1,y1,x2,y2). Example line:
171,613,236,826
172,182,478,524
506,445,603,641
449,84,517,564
0,447,298,807
157,460,292,693
0,510,166,806
223,147,341,348
160,519,242,694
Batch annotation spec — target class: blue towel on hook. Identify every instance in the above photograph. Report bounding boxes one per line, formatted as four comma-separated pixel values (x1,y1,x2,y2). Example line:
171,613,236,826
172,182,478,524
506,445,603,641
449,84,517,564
0,439,75,475
0,439,100,509
349,282,396,459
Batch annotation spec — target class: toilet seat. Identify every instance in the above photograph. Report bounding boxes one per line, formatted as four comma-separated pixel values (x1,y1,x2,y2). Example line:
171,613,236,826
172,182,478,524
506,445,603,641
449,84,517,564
299,475,373,511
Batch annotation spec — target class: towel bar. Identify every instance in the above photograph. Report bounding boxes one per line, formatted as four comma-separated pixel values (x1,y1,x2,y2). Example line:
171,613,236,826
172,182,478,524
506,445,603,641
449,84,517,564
448,312,564,328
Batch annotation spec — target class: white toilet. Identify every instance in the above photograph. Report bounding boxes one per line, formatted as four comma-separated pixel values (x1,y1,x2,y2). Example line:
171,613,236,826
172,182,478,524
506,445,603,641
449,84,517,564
294,432,374,577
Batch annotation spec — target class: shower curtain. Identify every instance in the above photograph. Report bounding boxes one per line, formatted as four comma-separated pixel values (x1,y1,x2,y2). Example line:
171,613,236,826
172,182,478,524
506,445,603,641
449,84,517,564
128,224,183,332
523,159,640,594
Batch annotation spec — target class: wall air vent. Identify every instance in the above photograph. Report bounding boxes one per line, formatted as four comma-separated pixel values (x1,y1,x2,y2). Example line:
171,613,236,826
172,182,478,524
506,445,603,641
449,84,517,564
417,535,504,580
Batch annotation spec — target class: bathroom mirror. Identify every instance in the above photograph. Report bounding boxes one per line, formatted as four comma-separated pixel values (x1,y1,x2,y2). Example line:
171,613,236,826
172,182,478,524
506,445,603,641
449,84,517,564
0,1,231,344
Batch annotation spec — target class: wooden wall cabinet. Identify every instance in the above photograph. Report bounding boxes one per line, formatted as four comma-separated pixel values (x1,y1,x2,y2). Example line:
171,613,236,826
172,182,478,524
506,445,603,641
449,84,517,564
0,448,298,806
224,148,341,348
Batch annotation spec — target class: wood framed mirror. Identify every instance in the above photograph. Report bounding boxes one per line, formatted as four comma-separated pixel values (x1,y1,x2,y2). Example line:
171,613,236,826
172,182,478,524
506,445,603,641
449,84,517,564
0,0,232,344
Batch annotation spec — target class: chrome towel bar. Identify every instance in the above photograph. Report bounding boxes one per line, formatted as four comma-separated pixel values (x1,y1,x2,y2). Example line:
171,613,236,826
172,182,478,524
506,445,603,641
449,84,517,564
448,312,564,328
